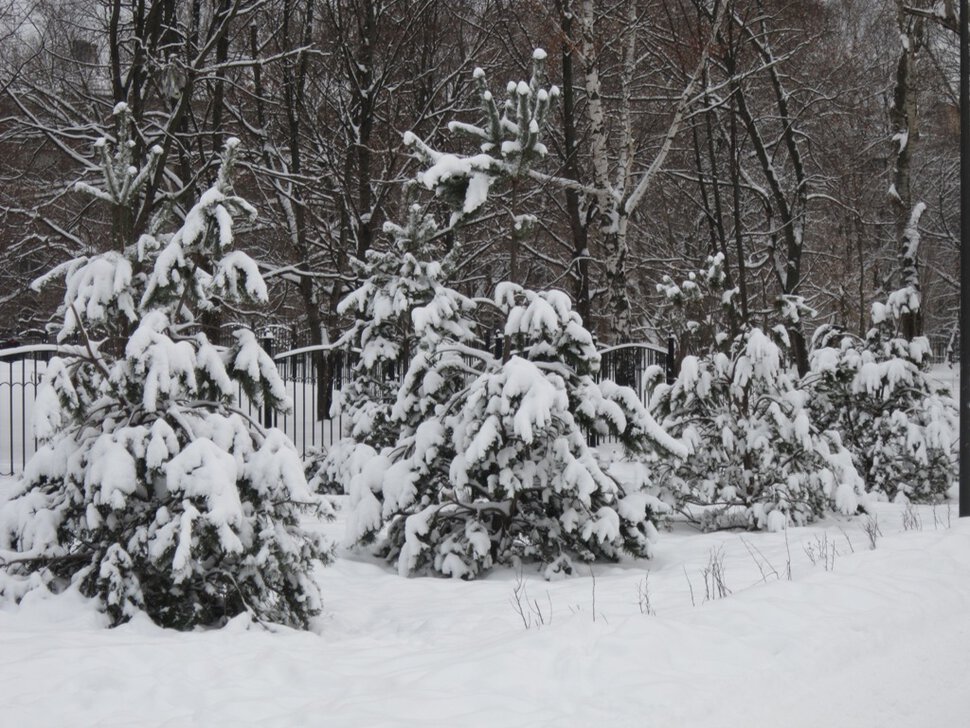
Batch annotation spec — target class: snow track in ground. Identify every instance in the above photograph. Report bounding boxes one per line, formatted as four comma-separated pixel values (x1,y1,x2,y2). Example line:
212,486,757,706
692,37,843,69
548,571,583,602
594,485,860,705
1,480,968,727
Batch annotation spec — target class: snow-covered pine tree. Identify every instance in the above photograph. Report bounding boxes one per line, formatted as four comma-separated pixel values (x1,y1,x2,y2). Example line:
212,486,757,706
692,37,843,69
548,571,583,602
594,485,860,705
311,203,478,493
327,53,686,579
346,281,686,578
315,51,552,490
339,206,475,444
651,255,865,530
808,206,957,502
0,115,330,629
312,53,558,493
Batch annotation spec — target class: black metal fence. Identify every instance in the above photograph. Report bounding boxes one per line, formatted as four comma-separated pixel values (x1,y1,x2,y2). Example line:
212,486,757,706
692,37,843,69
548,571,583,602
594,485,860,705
597,342,672,404
927,333,958,364
1,345,57,477
269,347,352,459
1,340,668,477
5,327,963,477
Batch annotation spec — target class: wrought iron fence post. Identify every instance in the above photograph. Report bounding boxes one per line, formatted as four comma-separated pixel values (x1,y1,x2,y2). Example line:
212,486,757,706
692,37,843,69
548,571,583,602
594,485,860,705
261,331,276,429
665,335,676,385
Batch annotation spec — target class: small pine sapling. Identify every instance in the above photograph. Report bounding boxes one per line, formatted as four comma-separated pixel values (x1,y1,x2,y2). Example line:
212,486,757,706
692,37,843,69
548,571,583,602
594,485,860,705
652,255,865,530
807,209,956,503
328,205,476,450
312,201,479,497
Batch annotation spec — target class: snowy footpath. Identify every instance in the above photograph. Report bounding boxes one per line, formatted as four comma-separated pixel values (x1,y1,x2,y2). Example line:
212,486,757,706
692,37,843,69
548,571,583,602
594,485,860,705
1,476,968,727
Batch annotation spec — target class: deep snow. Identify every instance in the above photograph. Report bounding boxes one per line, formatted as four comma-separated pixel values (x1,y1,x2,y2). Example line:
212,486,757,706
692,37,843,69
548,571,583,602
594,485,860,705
1,474,968,727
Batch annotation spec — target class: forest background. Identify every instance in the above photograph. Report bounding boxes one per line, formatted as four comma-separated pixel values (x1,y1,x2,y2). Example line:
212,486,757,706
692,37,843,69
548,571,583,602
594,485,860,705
0,0,961,367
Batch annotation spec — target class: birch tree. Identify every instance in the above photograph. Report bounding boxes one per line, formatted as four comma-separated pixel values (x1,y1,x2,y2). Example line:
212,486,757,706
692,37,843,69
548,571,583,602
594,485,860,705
566,0,728,342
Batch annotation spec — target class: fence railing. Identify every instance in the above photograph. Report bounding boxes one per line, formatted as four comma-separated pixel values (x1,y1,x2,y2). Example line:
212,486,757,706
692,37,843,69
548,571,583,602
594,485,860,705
927,333,958,364
1,341,668,477
0,345,58,478
597,341,671,405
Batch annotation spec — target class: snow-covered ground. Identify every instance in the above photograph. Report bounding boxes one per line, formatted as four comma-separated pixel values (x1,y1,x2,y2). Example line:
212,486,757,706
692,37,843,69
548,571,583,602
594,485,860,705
1,475,967,728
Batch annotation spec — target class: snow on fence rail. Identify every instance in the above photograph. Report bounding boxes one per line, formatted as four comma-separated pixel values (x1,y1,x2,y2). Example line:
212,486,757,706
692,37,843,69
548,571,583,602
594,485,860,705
1,341,668,477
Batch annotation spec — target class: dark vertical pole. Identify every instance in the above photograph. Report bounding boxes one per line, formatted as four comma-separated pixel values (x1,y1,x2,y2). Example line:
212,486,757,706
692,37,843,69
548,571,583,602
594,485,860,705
20,357,26,471
261,332,276,430
961,0,970,517
5,358,12,476
666,334,676,385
